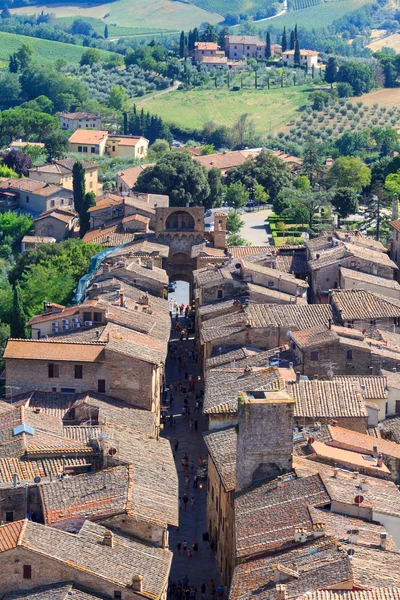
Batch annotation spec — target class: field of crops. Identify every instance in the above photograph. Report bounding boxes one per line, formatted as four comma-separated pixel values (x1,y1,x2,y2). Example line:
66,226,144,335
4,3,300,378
258,0,374,30
0,30,114,65
290,0,321,12
55,16,177,37
145,86,310,136
11,0,222,31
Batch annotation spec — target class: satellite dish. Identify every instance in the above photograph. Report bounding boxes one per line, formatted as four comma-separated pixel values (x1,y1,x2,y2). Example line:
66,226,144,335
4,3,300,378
33,476,41,484
327,369,334,378
235,263,241,269
354,494,364,505
308,437,315,445
347,548,355,556
108,447,117,456
286,330,292,338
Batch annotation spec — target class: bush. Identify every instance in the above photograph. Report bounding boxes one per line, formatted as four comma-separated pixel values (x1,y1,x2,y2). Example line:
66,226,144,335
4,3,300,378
337,82,354,98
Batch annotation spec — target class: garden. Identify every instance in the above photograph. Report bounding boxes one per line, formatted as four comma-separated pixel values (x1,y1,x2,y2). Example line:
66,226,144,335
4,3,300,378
268,209,332,245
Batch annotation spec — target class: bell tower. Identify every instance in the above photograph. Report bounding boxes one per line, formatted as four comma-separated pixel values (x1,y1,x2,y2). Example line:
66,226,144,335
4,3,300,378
213,212,227,249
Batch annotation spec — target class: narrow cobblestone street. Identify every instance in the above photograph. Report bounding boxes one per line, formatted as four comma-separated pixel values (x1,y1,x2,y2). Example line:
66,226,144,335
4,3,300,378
161,312,223,595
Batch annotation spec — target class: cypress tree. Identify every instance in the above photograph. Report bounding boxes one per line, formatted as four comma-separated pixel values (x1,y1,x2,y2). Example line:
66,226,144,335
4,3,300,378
104,24,108,38
188,29,193,50
294,38,301,66
289,30,295,51
10,283,26,339
265,32,271,59
193,27,199,44
179,31,185,58
281,27,287,53
80,192,96,238
294,23,298,40
325,56,337,88
123,112,128,135
72,161,85,215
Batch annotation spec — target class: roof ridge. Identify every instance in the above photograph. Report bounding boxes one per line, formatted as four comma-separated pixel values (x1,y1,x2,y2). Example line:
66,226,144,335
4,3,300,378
8,338,106,346
17,519,28,546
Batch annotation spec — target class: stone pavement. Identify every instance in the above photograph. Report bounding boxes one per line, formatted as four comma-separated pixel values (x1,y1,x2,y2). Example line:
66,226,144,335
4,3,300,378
161,315,223,594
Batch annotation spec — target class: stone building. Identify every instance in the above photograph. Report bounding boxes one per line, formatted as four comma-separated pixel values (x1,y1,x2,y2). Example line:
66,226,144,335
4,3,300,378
224,35,266,59
0,520,172,599
29,159,98,193
0,179,74,215
339,267,400,301
330,289,400,333
33,208,77,241
59,111,102,131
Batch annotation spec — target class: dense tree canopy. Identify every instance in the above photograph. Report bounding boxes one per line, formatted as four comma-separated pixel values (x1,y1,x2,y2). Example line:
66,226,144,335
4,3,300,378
135,151,210,206
226,150,290,200
0,108,59,145
328,157,371,191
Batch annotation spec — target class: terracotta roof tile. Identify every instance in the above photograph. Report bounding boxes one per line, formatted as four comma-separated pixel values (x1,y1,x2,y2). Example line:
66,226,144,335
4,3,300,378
332,375,387,400
203,427,237,491
4,339,106,362
291,325,338,349
288,380,368,419
331,289,400,321
68,130,108,144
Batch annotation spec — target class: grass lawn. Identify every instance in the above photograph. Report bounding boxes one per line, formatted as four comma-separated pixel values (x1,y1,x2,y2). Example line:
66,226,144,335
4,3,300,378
11,0,222,32
55,15,178,37
145,86,311,136
258,0,374,31
0,30,114,65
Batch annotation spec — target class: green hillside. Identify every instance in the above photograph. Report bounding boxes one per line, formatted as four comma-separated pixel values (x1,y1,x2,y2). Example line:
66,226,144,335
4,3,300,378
0,31,115,65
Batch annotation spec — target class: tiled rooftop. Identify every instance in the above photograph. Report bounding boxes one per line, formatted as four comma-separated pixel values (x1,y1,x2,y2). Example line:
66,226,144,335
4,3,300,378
246,303,333,329
3,339,106,362
234,474,330,557
291,325,338,349
331,289,400,321
340,267,400,290
0,520,172,597
203,427,237,492
322,423,400,459
298,591,400,600
288,379,368,419
4,583,103,600
332,375,387,400
204,367,284,414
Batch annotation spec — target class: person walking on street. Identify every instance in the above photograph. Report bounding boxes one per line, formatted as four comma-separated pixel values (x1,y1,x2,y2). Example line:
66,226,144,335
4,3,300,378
187,547,192,559
190,497,195,510
174,438,179,454
177,541,182,554
210,580,216,600
193,474,198,488
182,494,188,510
201,584,206,600
183,540,187,552
193,539,198,555
217,586,224,600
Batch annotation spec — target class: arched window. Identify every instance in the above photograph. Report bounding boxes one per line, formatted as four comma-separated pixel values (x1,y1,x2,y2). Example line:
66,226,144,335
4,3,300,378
165,211,195,231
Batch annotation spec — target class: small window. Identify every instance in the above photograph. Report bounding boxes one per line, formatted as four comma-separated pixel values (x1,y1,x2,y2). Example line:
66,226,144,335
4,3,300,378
60,388,76,394
83,311,91,322
5,511,13,522
78,146,82,152
112,146,116,152
26,195,29,203
114,594,122,600
91,147,95,153
50,200,55,208
83,147,88,153
74,364,83,379
23,565,32,580
346,350,353,361
93,312,102,322
60,199,64,205
310,351,319,362
217,289,223,299
48,363,59,378
98,379,106,393
396,400,400,414
268,281,274,287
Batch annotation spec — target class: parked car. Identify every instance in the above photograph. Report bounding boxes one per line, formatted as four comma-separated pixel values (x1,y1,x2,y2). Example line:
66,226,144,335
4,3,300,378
245,199,257,209
167,283,176,293
204,209,213,217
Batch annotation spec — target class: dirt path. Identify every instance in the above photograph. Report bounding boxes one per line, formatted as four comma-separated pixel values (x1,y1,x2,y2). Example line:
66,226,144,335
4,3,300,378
136,80,180,106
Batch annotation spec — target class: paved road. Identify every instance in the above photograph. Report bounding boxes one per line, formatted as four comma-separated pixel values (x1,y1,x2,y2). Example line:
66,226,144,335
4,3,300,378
137,80,180,106
241,208,272,245
161,316,223,595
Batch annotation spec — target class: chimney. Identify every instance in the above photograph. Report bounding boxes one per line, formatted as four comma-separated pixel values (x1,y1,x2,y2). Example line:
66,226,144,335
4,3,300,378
235,390,295,492
353,471,359,479
43,301,49,312
377,453,383,467
103,530,114,548
296,372,301,383
131,575,143,592
328,318,332,330
13,472,18,488
146,258,153,270
275,585,287,600
333,468,339,478
372,446,378,458
347,529,359,545
294,527,307,544
360,479,369,492
313,522,326,539
380,532,388,550
162,529,169,549
119,291,124,307
314,374,318,380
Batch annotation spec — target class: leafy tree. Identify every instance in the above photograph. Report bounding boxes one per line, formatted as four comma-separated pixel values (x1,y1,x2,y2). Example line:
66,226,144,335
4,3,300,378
302,135,322,185
226,232,250,246
225,182,249,210
329,157,371,191
200,23,218,42
179,31,186,58
290,30,295,51
21,95,54,114
294,39,300,65
206,167,223,208
336,62,376,96
226,150,290,200
335,130,373,157
149,139,170,157
80,192,96,238
265,32,271,59
0,212,33,242
332,187,359,220
0,164,17,178
104,24,109,39
19,66,87,112
384,171,400,196
201,144,215,155
71,18,94,36
294,175,310,191
325,57,337,88
80,48,101,67
15,43,34,71
72,161,86,214
10,282,26,339
337,82,354,98
281,27,287,53
286,188,333,229
1,5,11,18
108,85,127,110
372,127,399,157
0,108,59,145
135,151,210,206
0,322,10,369
0,72,21,109
254,183,268,204
1,149,32,176
309,90,331,110
227,211,244,233
8,54,18,73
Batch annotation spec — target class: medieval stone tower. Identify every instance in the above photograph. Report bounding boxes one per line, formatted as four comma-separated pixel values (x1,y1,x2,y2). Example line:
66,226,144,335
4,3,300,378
213,212,227,249
235,390,295,492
